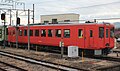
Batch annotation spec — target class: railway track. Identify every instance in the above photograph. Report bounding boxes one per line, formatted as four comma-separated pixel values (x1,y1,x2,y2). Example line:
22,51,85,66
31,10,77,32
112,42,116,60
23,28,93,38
0,50,89,71
90,55,120,62
0,61,27,71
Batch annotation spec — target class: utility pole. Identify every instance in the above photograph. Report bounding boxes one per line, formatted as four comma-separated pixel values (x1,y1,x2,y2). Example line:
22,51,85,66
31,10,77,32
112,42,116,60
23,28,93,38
16,10,18,48
33,4,34,23
3,13,6,49
10,9,11,26
28,9,30,51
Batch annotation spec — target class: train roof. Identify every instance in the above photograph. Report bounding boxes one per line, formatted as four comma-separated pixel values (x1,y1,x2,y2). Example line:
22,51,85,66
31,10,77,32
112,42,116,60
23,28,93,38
8,23,114,28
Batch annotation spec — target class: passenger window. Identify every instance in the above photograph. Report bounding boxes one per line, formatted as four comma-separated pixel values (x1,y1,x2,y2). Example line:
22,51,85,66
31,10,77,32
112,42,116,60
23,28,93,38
78,29,83,38
35,30,39,36
110,28,114,38
30,30,33,36
90,30,93,37
55,29,61,37
24,30,27,36
106,29,108,38
64,29,70,38
99,27,104,38
6,28,8,35
13,30,15,35
19,30,22,36
48,29,53,37
41,29,46,37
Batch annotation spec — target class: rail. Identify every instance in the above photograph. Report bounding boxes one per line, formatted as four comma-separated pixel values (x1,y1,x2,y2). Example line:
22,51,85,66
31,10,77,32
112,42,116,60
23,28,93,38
0,51,89,71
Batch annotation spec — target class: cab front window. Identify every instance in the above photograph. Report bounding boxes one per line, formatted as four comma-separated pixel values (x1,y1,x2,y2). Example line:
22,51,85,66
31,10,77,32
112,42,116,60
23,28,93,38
110,28,114,38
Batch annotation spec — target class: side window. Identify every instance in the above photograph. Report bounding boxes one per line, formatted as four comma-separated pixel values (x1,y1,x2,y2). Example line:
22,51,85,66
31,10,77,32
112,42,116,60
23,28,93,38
110,28,114,38
41,29,46,37
90,30,93,37
106,29,108,38
30,30,33,36
55,29,61,37
78,29,83,38
99,27,104,38
64,29,70,38
19,30,22,36
35,30,39,36
6,28,8,35
13,30,15,35
48,29,53,37
24,29,27,36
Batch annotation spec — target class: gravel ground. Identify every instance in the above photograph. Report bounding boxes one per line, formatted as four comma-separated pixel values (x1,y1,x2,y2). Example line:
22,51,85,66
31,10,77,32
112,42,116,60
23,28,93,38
117,42,120,49
0,54,56,71
0,46,120,71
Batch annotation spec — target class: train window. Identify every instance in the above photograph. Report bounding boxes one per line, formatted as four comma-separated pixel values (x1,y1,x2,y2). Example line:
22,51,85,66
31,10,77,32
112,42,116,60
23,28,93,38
30,30,33,36
41,29,46,37
24,30,27,36
0,29,2,38
19,30,22,36
13,30,15,35
106,29,108,38
35,30,39,36
99,27,104,38
55,29,61,37
64,29,70,38
78,29,83,38
48,29,53,37
110,28,114,38
6,28,8,35
90,30,93,37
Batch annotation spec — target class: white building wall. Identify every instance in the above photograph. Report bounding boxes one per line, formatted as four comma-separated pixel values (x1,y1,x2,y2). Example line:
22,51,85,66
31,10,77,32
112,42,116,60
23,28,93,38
41,13,79,23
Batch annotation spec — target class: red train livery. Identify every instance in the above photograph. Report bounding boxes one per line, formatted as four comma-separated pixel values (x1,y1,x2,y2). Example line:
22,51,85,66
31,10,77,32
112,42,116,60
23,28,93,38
8,23,115,55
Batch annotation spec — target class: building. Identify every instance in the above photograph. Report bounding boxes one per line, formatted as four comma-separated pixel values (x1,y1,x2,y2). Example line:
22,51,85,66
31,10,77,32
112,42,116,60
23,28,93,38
40,13,79,24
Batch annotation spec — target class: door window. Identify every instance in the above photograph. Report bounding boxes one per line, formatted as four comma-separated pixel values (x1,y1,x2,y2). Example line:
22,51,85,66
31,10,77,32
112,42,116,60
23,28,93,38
106,29,108,38
90,30,93,37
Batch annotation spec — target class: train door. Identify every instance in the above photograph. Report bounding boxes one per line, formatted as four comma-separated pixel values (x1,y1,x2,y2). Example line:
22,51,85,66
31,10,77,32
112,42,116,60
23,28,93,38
77,27,85,48
105,27,110,47
89,29,94,48
99,27,104,48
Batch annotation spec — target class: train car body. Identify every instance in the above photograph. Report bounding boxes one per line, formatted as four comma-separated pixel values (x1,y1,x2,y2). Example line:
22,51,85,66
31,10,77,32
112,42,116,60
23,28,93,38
0,25,8,45
8,23,115,55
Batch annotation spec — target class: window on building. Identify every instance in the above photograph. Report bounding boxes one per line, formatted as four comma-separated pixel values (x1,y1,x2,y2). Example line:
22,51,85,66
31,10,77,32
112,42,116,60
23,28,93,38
30,30,33,36
99,27,104,38
106,29,108,38
35,30,39,36
48,29,53,37
64,29,70,38
44,21,49,24
110,28,114,38
55,29,61,37
90,30,93,37
52,19,57,24
19,30,22,36
24,30,27,36
64,20,70,22
78,29,83,38
41,29,46,37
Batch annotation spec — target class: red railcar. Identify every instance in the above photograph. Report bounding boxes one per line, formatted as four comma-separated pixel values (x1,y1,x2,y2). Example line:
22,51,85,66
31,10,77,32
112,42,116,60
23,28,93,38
8,23,115,55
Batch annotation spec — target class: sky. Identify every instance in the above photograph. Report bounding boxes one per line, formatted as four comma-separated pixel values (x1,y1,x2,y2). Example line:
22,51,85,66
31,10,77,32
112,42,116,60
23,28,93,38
0,0,120,24
23,0,120,23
